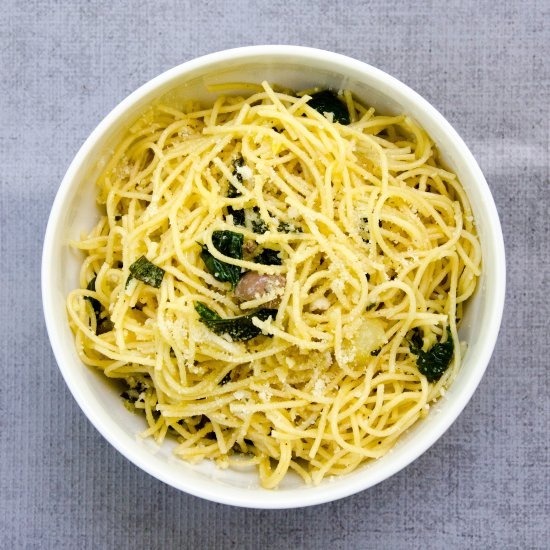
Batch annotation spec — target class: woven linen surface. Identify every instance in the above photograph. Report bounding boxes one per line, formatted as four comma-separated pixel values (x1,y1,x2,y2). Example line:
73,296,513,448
1,1,548,548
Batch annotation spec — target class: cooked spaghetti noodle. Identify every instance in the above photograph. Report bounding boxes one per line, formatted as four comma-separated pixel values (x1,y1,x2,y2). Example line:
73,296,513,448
67,81,481,488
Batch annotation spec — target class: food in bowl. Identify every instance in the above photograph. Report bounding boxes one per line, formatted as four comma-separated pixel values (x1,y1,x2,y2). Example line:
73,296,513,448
66,80,481,489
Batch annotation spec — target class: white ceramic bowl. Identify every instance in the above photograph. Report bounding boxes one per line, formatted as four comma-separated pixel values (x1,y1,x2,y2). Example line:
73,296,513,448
42,46,505,508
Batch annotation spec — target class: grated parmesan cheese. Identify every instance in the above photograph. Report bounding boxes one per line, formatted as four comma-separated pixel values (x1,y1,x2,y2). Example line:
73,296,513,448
125,277,138,296
310,297,331,312
313,377,326,397
236,164,253,181
287,206,299,219
258,388,272,402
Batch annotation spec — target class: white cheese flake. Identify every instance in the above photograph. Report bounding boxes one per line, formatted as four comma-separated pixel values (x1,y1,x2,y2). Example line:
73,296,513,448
313,377,326,397
125,277,138,296
236,164,253,181
258,388,272,402
310,297,331,312
287,206,299,219
331,279,344,293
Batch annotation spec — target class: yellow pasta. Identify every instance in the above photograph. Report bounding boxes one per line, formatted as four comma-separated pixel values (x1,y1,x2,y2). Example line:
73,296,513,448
67,82,481,488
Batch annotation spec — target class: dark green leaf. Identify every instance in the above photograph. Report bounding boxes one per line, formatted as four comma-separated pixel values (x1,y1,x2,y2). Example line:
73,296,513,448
228,206,246,226
97,319,114,335
307,90,350,125
366,303,377,311
85,276,114,335
194,301,222,321
227,157,246,225
252,219,268,234
370,348,381,356
254,248,282,266
85,277,102,318
278,221,302,233
227,186,241,199
409,327,424,352
250,207,268,234
129,256,165,288
232,156,245,185
410,328,454,382
121,381,146,404
212,231,243,260
195,302,277,341
200,246,239,286
200,230,243,288
219,372,232,385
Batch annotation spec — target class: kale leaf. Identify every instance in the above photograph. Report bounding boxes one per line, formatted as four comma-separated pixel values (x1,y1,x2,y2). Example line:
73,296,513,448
228,206,246,227
307,90,351,125
120,381,146,403
195,301,277,341
253,248,282,266
120,380,147,412
410,328,454,382
85,277,102,318
278,221,302,233
410,327,424,350
85,276,114,335
227,157,246,226
249,207,268,234
232,156,245,185
219,372,232,385
97,319,114,335
200,230,243,288
128,256,165,288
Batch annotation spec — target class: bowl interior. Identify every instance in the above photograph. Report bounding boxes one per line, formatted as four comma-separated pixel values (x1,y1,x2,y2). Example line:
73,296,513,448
43,48,504,508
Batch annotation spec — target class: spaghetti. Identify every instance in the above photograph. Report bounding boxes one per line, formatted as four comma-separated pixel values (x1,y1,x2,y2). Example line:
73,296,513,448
67,82,481,488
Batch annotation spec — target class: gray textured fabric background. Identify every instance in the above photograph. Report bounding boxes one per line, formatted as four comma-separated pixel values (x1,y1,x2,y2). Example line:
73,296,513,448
1,0,549,548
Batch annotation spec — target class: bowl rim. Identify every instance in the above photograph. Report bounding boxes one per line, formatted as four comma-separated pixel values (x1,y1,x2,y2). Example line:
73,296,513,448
42,45,506,508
